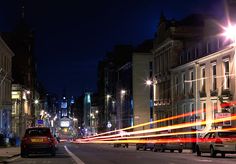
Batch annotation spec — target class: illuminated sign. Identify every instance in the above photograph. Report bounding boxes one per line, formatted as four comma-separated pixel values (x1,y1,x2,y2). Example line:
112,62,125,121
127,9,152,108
60,121,70,127
61,102,67,108
37,120,44,125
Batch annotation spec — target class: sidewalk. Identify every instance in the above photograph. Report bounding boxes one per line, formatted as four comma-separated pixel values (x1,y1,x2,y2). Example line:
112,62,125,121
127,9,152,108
0,146,20,162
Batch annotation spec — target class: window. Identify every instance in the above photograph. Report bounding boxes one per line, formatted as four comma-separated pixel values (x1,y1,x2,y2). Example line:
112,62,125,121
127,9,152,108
201,66,206,92
183,104,186,122
223,59,230,89
189,70,194,94
212,62,217,91
26,128,51,137
149,61,153,70
190,103,195,121
182,73,185,95
175,76,179,96
201,102,206,121
212,101,218,120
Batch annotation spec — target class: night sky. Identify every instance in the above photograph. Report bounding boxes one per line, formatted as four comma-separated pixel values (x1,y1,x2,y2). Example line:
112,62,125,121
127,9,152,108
0,0,225,96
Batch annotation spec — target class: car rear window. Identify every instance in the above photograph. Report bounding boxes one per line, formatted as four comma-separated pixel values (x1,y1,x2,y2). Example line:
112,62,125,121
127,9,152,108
218,132,236,137
25,128,51,136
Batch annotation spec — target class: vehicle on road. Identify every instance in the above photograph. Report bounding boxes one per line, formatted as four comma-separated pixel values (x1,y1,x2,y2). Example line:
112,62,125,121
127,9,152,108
21,127,58,157
196,131,236,157
114,143,129,148
153,136,183,153
136,138,155,151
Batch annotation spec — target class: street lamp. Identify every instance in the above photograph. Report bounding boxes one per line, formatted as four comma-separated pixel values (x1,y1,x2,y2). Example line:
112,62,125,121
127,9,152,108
145,79,152,86
119,90,126,129
223,24,236,41
145,79,156,128
121,90,126,95
105,94,112,129
34,99,39,104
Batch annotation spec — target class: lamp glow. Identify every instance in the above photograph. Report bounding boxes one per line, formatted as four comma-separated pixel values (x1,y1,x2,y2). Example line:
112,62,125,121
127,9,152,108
224,25,236,40
146,80,152,86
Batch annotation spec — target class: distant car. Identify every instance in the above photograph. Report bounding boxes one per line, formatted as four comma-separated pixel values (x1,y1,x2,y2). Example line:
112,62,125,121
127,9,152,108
196,131,236,157
113,138,129,148
153,136,183,153
114,143,129,148
21,127,57,157
136,138,155,151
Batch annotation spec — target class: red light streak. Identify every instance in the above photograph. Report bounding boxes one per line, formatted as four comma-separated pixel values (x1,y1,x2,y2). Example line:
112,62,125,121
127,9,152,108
77,115,236,144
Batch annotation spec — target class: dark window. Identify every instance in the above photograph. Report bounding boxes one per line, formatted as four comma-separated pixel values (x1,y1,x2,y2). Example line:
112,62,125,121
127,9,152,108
149,61,153,70
212,64,217,90
218,132,236,137
26,128,51,136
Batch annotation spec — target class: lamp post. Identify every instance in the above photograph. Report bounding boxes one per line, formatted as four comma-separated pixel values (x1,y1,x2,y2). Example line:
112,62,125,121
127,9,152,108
119,90,126,129
105,94,111,128
145,79,157,128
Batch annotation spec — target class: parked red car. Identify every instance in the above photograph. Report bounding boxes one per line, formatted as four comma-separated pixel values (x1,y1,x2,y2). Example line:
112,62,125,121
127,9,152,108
21,127,58,157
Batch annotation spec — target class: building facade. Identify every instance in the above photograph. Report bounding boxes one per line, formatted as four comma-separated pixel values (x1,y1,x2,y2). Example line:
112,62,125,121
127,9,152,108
11,84,33,138
171,18,236,137
0,36,13,139
132,52,154,130
153,14,206,128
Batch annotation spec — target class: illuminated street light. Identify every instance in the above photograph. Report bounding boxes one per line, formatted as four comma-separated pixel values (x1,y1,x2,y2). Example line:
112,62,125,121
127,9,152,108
145,79,152,86
95,110,98,114
223,24,236,41
34,99,39,104
121,90,126,95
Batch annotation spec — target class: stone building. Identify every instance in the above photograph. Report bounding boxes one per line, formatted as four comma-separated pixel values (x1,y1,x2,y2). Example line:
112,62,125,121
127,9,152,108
0,36,13,139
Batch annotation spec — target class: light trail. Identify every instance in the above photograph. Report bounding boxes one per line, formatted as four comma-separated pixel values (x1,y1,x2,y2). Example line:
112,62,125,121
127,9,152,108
83,107,209,139
76,127,236,144
77,115,236,143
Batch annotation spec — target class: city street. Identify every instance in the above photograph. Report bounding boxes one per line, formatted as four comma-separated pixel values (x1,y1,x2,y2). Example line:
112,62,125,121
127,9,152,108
6,143,236,164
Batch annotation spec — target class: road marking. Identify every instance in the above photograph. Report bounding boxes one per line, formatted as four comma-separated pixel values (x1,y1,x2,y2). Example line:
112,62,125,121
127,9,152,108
64,145,85,164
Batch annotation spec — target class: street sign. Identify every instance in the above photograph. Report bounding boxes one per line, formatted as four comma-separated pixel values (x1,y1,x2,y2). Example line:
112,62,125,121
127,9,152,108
107,121,112,128
37,119,44,125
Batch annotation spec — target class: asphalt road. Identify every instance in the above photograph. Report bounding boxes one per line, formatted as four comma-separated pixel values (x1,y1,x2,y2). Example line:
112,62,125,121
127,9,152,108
7,142,236,164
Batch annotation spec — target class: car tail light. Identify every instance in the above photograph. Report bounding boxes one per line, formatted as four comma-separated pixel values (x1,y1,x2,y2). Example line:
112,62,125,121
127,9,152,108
48,137,53,142
215,138,223,144
48,137,55,144
22,136,29,142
